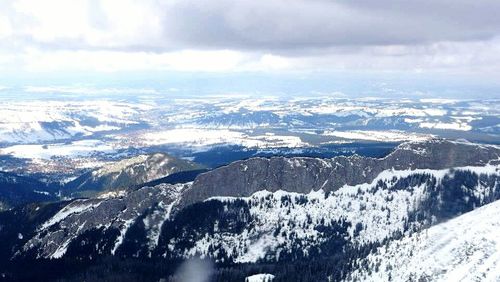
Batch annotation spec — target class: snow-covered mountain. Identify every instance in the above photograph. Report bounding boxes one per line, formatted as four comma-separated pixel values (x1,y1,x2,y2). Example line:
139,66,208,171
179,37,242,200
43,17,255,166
64,153,203,196
346,199,500,282
1,139,499,282
0,100,150,144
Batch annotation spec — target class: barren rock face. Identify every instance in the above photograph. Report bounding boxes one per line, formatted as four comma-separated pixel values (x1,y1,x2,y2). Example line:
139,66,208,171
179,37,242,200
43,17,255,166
178,139,500,209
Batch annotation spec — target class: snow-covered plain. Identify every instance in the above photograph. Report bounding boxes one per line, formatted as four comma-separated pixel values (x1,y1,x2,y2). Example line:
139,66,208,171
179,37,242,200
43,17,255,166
0,139,116,159
0,100,151,143
0,97,498,171
323,130,433,142
139,129,307,149
0,97,497,147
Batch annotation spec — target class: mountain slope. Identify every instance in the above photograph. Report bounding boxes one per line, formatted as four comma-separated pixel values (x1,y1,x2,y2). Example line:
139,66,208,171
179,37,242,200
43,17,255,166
64,153,203,196
1,139,499,282
0,171,58,211
346,199,500,282
8,183,188,260
9,140,499,263
155,164,499,264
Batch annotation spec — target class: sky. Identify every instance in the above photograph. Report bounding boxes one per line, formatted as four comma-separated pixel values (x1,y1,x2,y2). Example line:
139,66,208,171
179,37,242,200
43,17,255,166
0,0,500,98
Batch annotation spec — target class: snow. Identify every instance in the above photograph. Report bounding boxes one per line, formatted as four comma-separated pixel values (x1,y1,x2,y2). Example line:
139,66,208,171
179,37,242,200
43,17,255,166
419,121,472,131
199,164,499,263
346,199,500,282
323,130,433,142
236,235,277,263
111,218,136,255
24,183,188,259
245,273,275,282
40,200,103,230
143,184,184,254
97,190,127,199
420,98,459,104
140,128,307,149
220,98,279,114
0,100,150,143
51,239,72,259
0,139,116,159
93,155,149,176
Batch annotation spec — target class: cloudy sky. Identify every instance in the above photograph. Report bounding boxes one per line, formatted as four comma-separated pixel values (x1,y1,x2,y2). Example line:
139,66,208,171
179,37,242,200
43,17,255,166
0,0,499,97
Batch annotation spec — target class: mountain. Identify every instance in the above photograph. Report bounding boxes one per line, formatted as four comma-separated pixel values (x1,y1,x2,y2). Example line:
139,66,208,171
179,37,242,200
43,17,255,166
64,153,203,196
346,199,500,282
0,171,58,211
178,139,500,209
14,183,188,259
1,139,499,281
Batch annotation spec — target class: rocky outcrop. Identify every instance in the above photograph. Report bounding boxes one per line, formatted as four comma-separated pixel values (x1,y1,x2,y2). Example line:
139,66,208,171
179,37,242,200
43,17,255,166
177,139,500,210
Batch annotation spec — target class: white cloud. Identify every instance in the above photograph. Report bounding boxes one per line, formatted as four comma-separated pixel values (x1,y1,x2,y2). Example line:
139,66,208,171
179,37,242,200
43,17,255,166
0,0,499,75
0,15,12,38
10,0,162,47
24,85,160,95
19,48,252,72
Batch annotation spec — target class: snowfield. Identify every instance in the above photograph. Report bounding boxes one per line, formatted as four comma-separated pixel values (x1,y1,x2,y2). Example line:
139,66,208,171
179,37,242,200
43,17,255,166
322,130,433,142
0,100,151,143
245,273,275,282
346,199,500,282
139,128,307,149
0,139,116,159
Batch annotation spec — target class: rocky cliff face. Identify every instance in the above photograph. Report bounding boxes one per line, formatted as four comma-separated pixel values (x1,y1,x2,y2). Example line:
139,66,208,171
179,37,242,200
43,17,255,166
178,139,500,210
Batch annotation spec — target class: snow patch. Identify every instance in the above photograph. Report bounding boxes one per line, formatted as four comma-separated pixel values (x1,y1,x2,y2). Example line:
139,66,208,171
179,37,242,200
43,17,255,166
245,273,275,282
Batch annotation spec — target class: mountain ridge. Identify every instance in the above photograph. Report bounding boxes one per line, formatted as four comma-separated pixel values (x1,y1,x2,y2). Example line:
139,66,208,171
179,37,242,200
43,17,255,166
1,139,499,281
177,139,500,210
64,152,203,196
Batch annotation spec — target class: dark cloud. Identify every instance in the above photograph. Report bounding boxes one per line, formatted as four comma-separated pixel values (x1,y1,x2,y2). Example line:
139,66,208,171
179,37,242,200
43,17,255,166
159,0,500,51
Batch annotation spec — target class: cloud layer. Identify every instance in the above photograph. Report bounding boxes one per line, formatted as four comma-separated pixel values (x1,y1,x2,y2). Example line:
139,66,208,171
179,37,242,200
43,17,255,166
1,0,500,74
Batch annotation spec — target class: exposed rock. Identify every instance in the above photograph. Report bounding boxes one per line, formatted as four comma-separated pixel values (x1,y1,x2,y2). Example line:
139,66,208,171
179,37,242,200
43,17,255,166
178,139,500,210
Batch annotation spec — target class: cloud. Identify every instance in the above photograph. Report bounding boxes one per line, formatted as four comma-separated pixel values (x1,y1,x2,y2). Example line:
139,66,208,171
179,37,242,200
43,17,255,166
0,0,500,75
4,0,500,51
24,85,160,95
160,0,500,50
